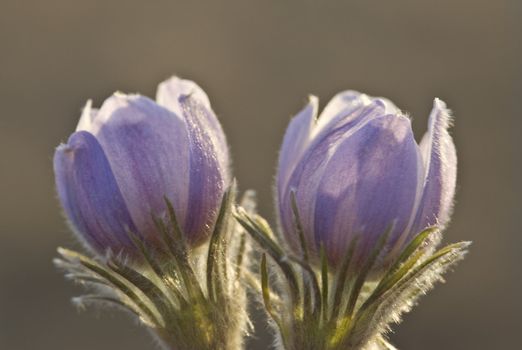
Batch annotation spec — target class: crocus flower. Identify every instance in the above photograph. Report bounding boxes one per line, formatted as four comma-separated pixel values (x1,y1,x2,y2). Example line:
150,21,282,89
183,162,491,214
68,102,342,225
277,91,456,270
54,77,230,257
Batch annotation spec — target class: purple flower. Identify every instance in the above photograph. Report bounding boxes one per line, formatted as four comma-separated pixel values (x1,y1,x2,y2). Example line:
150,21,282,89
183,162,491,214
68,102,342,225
277,91,457,269
54,77,230,257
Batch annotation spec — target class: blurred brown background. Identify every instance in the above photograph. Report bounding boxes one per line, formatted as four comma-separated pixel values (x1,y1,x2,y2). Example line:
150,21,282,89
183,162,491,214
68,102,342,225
1,0,520,349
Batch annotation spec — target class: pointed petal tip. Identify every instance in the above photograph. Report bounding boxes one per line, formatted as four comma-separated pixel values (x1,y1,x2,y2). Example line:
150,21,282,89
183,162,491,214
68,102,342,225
433,97,452,116
307,94,319,105
430,97,454,130
83,99,93,111
299,95,319,120
76,99,98,132
433,97,447,109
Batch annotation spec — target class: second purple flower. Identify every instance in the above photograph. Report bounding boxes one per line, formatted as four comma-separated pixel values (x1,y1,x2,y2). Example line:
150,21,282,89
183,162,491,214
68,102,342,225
277,91,457,270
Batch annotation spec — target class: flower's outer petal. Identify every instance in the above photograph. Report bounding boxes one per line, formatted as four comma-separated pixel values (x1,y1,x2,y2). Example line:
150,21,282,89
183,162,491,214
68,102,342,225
178,94,229,244
279,99,389,256
53,131,137,255
156,76,229,179
412,98,457,234
76,100,99,132
312,114,421,267
88,94,192,246
277,96,318,199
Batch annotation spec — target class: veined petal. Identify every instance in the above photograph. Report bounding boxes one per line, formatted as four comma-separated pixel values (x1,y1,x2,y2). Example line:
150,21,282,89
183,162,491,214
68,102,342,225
279,100,389,255
313,114,420,266
88,94,191,245
412,98,457,233
178,94,229,244
53,131,136,255
277,96,318,198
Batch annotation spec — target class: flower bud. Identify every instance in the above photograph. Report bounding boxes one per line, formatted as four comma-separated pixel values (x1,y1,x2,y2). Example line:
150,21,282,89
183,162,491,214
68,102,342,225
54,77,230,257
277,91,456,270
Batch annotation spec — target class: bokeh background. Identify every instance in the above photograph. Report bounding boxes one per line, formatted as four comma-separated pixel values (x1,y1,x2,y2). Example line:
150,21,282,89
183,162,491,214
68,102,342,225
1,1,520,349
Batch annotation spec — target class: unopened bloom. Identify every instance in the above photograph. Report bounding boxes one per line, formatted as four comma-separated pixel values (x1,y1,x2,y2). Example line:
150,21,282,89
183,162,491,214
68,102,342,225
54,77,230,257
277,91,456,270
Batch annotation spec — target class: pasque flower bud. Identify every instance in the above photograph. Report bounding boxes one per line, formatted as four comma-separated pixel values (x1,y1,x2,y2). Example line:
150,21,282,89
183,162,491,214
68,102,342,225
277,91,456,270
54,77,230,257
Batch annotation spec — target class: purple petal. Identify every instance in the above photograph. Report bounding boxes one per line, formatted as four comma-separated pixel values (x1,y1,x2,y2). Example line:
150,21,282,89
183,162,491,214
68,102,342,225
178,94,229,244
279,99,390,256
277,96,318,199
311,114,421,265
156,77,230,178
86,94,192,245
412,98,457,234
53,131,137,255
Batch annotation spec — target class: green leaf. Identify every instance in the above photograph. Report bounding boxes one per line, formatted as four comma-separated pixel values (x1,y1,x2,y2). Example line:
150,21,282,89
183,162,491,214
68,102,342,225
351,241,470,342
378,226,437,291
329,236,359,321
106,259,178,323
235,232,247,281
65,272,111,287
345,228,390,318
290,190,309,263
73,294,142,319
152,214,203,300
164,196,188,257
260,253,288,349
287,255,322,320
125,229,186,305
234,210,300,306
58,248,163,327
320,244,329,324
207,182,235,302
261,253,271,313
290,191,313,321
